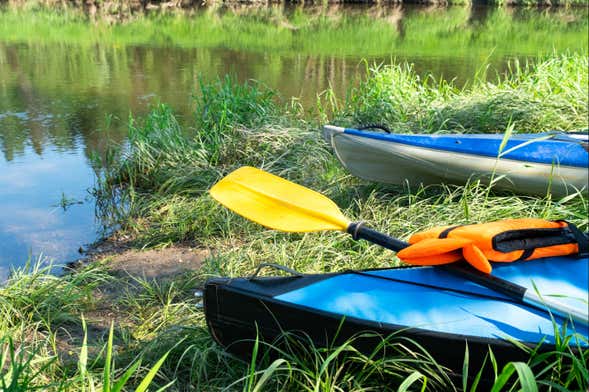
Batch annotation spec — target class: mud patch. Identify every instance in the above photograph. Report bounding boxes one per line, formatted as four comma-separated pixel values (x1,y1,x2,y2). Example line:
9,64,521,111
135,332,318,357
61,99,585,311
106,246,209,280
53,245,209,363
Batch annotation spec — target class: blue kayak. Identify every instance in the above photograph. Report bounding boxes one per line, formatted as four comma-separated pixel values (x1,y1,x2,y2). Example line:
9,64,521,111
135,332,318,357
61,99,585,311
204,256,588,374
323,126,589,196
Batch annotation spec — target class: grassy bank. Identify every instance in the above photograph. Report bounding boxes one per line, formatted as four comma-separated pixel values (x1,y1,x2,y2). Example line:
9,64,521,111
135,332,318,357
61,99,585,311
334,53,589,132
0,6,587,57
2,0,588,10
2,54,588,390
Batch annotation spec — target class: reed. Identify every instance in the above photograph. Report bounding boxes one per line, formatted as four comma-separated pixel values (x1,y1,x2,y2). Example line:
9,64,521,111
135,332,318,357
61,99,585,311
333,53,588,133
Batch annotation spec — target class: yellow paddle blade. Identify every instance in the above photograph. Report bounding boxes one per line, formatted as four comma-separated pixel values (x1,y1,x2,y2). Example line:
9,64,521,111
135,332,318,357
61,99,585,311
209,166,350,232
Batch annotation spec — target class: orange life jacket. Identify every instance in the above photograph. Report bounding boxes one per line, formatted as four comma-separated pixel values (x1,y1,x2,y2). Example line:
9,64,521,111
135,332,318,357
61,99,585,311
397,219,588,273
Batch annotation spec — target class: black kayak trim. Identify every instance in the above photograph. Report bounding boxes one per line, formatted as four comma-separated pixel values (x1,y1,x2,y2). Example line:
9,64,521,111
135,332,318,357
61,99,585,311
203,270,581,378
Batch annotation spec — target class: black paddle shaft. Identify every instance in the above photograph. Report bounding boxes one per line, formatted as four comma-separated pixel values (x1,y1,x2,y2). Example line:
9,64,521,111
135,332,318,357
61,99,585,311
439,264,526,300
347,222,409,252
346,222,527,301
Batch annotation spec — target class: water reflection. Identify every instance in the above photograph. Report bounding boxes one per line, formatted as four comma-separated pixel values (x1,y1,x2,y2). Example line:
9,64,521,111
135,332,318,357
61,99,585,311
0,4,586,275
0,146,97,278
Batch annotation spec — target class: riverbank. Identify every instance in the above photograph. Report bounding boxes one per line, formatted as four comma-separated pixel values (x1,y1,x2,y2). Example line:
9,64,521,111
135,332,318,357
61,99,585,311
2,5,586,56
1,54,588,390
2,0,588,17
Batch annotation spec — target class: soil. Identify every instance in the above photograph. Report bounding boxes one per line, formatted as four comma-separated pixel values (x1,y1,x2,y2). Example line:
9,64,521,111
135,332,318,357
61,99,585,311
105,246,209,280
72,233,210,281
54,237,210,361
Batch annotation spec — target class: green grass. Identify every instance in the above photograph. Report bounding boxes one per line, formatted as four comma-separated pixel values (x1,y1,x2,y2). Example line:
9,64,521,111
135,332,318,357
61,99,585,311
1,260,587,390
0,6,587,57
3,53,588,390
333,53,588,133
0,261,179,391
98,53,588,250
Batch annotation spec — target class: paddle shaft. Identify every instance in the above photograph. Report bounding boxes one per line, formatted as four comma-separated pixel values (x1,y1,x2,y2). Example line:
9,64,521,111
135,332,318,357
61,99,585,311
346,222,589,326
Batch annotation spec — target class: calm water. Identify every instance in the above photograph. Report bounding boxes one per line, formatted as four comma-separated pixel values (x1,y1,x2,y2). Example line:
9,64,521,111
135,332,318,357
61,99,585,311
0,5,587,277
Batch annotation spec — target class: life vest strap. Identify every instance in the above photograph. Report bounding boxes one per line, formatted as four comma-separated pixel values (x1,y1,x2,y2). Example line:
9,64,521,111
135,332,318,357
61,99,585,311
438,225,465,239
564,221,589,257
436,220,587,259
492,226,578,253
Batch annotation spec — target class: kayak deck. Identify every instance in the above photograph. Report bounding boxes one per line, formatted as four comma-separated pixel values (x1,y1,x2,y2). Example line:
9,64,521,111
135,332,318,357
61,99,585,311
339,128,589,167
275,258,588,345
323,126,589,196
204,256,588,374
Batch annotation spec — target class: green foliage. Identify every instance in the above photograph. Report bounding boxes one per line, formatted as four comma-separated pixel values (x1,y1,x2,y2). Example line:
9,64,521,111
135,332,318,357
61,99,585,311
97,75,332,245
0,260,177,391
0,260,109,328
217,326,588,391
194,75,280,164
0,6,587,57
196,75,278,132
0,336,59,391
240,332,455,391
98,55,589,250
335,53,588,133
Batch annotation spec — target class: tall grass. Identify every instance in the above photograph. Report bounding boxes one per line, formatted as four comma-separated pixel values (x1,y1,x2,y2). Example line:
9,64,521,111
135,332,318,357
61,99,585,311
0,260,174,390
99,53,588,250
238,332,456,391
334,53,588,133
96,74,329,246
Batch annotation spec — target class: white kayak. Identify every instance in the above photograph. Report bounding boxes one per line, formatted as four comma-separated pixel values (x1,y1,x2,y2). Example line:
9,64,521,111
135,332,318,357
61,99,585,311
323,125,589,197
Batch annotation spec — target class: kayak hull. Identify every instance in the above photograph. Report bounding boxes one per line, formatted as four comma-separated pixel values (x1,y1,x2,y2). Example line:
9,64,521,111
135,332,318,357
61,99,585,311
205,277,527,375
204,257,588,374
323,126,589,197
